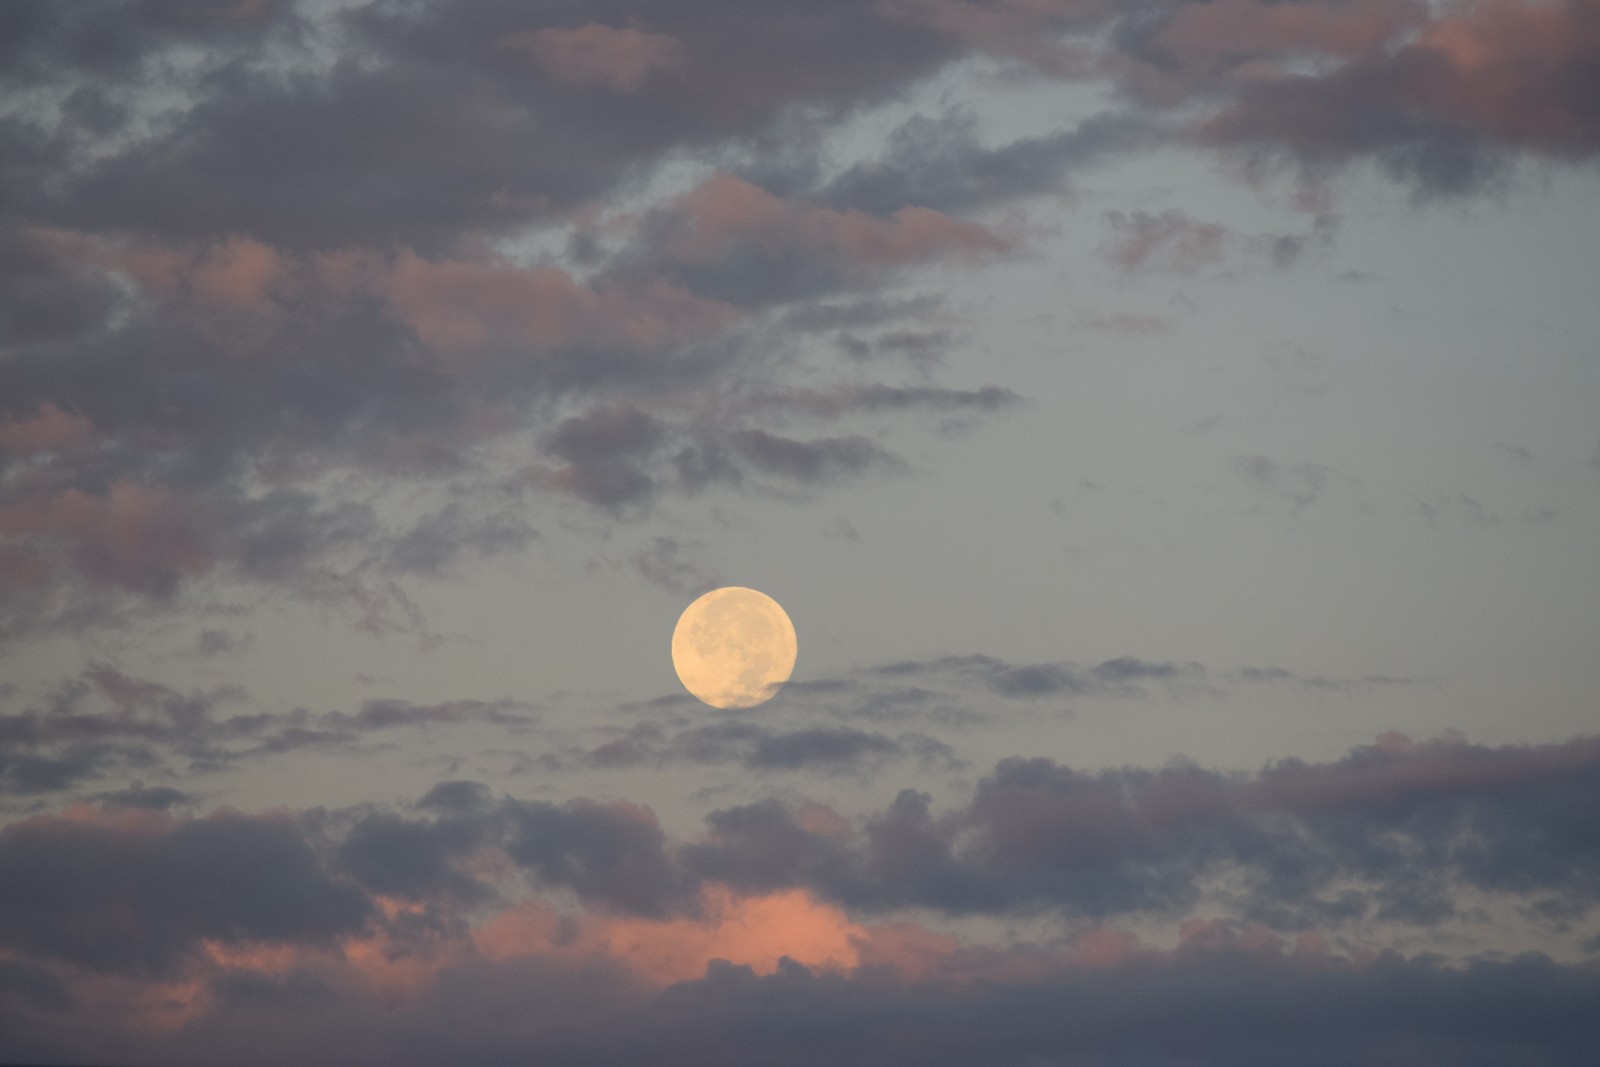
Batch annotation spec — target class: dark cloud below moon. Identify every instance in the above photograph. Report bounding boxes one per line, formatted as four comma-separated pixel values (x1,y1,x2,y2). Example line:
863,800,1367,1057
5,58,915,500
0,731,1598,1064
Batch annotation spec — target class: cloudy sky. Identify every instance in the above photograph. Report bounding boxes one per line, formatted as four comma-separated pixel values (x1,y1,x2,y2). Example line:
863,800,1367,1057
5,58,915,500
2,0,1598,1063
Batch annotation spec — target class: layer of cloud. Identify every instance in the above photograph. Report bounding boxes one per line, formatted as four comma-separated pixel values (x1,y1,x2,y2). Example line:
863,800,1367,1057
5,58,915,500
1,731,1598,1063
0,667,531,798
5,0,1596,647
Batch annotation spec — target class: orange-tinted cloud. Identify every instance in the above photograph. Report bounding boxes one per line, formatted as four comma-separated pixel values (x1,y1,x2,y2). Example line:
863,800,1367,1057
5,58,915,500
665,173,1012,268
188,236,286,311
1411,0,1600,153
0,403,94,456
876,0,1106,72
475,884,863,986
383,251,734,354
1197,0,1600,185
504,23,686,91
40,231,737,358
0,482,212,596
1155,0,1425,66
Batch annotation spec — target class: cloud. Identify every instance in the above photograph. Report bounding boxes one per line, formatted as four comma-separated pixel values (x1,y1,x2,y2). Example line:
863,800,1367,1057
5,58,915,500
816,109,1153,216
18,0,1583,650
573,720,957,777
1,800,1597,1066
0,668,531,799
616,172,1013,307
738,383,1021,419
500,797,691,918
631,536,720,594
868,652,1201,700
684,732,1600,923
1193,0,1600,194
502,24,686,92
1235,666,1417,692
0,731,1597,1060
3,1,964,252
1100,209,1333,273
0,807,371,975
727,430,898,485
1232,454,1338,510
1,206,1017,638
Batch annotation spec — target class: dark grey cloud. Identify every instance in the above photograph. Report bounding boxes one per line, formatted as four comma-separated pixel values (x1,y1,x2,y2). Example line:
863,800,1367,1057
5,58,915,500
0,0,1025,644
89,781,195,811
727,430,897,485
739,383,1021,419
817,108,1155,216
416,778,495,813
6,915,1600,1066
684,732,1600,923
383,501,537,577
574,720,957,777
0,809,371,975
306,726,1597,930
522,387,1007,510
336,809,492,903
534,949,1600,1067
3,0,961,252
631,536,720,594
869,652,1202,700
499,796,691,918
0,668,532,799
0,733,1596,1062
777,295,945,333
0,226,122,349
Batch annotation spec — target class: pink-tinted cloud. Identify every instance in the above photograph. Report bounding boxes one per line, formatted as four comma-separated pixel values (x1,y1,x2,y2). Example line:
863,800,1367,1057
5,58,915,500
0,482,212,597
384,251,735,354
0,403,94,456
664,173,1012,269
477,885,864,985
43,231,738,358
502,23,686,91
1155,0,1426,67
37,230,286,314
1198,0,1600,184
876,0,1107,72
1410,0,1600,154
188,236,287,311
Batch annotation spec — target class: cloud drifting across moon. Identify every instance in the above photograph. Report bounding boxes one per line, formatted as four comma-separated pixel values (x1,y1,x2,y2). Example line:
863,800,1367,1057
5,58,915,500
672,587,797,709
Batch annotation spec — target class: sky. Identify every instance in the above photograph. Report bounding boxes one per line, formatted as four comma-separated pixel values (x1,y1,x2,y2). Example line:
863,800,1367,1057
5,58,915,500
1,0,1598,1063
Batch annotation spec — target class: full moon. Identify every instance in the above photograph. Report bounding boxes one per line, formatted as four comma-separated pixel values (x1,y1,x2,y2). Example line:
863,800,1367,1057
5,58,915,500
671,587,797,709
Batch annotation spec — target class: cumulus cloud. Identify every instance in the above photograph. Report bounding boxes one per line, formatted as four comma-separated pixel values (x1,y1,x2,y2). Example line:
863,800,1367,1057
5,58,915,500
1,733,1598,1063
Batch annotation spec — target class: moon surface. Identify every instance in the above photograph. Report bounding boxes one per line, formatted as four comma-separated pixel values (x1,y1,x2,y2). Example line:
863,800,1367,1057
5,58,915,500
672,587,797,709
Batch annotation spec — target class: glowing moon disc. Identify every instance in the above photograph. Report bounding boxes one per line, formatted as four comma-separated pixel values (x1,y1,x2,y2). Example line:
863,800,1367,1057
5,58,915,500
671,587,797,709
